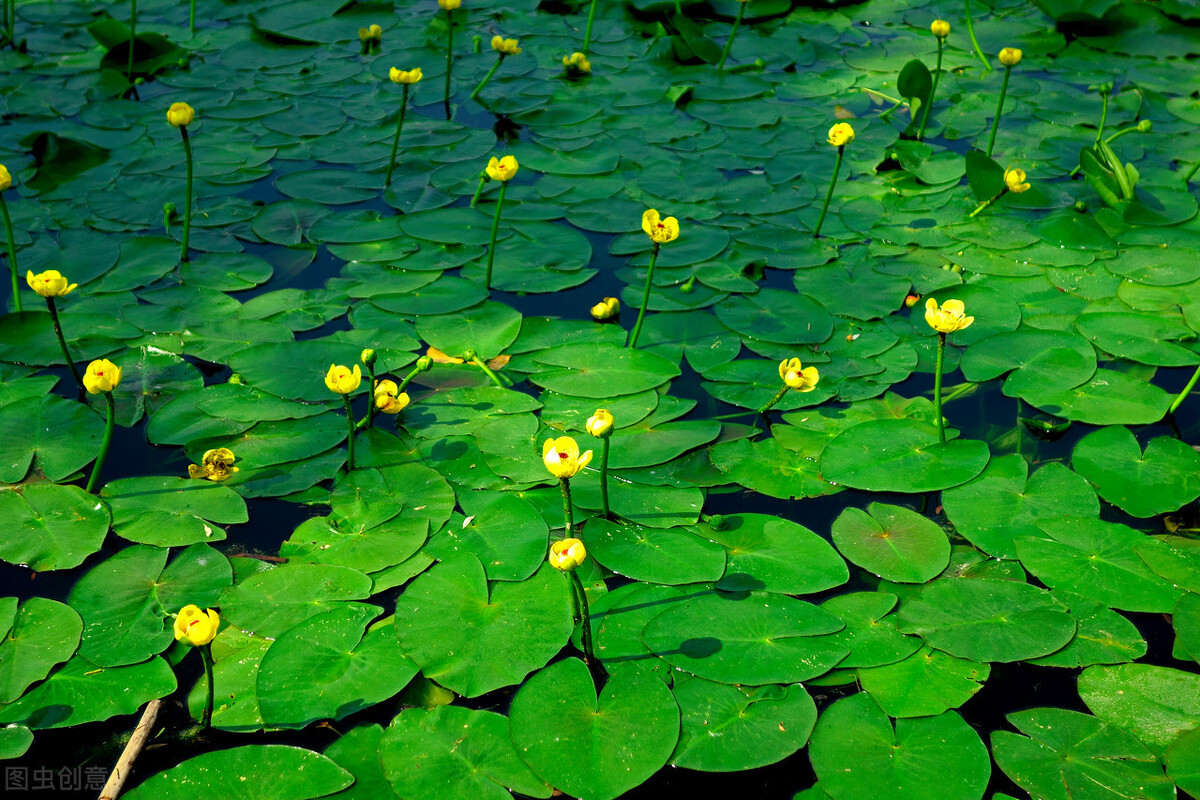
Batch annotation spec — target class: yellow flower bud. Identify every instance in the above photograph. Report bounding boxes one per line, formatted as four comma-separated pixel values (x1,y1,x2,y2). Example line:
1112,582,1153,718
925,298,975,334
174,605,220,647
491,36,521,56
83,359,122,394
562,52,591,74
325,363,362,394
586,409,614,438
998,47,1022,67
641,209,680,244
930,19,950,38
542,436,593,479
25,269,77,298
0,164,10,192
188,448,239,481
778,358,820,392
389,67,423,84
1003,167,1030,194
549,538,587,571
368,24,382,39
166,102,195,128
591,297,620,321
486,155,518,182
438,0,461,9
827,122,855,147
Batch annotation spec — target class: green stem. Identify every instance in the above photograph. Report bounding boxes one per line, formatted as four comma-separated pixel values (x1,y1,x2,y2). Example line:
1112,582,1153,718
716,1,747,71
470,354,509,388
1015,396,1023,459
985,64,1012,157
0,194,19,312
127,0,137,90
1185,158,1200,186
942,381,977,404
559,477,574,538
189,0,196,34
962,0,991,73
85,392,115,493
934,332,946,444
484,181,507,290
918,39,943,141
583,0,599,52
468,54,504,102
968,188,1007,218
469,172,487,208
626,243,659,348
813,145,844,238
45,297,84,392
1070,89,1112,178
757,384,789,415
180,125,193,263
396,363,426,394
1169,365,1200,416
365,364,377,428
443,9,454,119
342,394,356,471
384,84,410,186
569,570,598,667
199,644,215,728
1097,140,1135,200
599,438,610,519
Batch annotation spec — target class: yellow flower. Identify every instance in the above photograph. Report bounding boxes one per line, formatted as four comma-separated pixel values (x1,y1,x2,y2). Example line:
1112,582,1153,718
491,36,521,56
562,52,591,73
641,209,680,244
368,24,382,39
549,538,587,571
998,47,1022,67
166,102,195,128
591,297,619,321
930,19,950,38
174,605,220,647
438,0,461,9
83,359,121,394
373,379,410,414
25,269,77,298
586,409,614,438
390,67,422,84
486,155,518,182
542,436,593,479
0,164,10,192
1004,167,1030,193
827,122,855,147
188,448,239,481
778,358,820,392
325,363,362,394
925,298,975,334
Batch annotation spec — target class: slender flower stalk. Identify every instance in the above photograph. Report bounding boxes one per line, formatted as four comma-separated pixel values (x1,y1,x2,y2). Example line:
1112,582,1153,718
465,350,509,387
174,605,220,728
814,123,854,238
559,478,575,537
481,155,517,290
628,209,679,348
543,436,593,537
587,410,614,519
582,0,599,52
924,299,975,444
46,299,83,391
549,539,597,667
27,269,85,391
127,0,138,92
933,332,947,444
342,394,356,470
759,358,820,415
962,0,991,73
628,244,659,348
326,364,362,471
397,355,433,394
189,0,197,34
361,349,378,428
470,36,521,101
83,359,122,493
0,165,19,312
440,0,460,119
166,103,197,263
199,644,215,727
986,48,1021,157
969,166,1029,217
716,0,749,71
385,68,422,185
918,21,949,141
1169,366,1200,416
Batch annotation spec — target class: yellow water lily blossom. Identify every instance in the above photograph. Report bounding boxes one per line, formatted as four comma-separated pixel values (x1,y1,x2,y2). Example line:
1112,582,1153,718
166,102,195,128
925,298,975,334
930,19,950,38
438,0,461,8
486,155,518,182
325,363,362,394
779,358,820,392
491,36,521,55
591,296,619,321
641,208,680,244
390,67,423,84
998,47,1022,67
188,448,239,481
368,23,382,39
562,52,591,73
174,605,220,647
549,538,587,571
0,164,10,192
83,359,122,394
1004,167,1030,193
542,436,593,479
586,409,614,438
26,269,77,298
827,122,855,147
373,379,410,414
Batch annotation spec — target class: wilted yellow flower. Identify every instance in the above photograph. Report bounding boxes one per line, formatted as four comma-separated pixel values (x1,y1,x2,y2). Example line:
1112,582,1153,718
562,52,591,74
486,155,518,181
925,298,975,334
998,47,1022,67
779,358,820,392
591,297,619,321
930,19,950,38
166,102,195,127
325,363,362,394
549,538,587,571
390,67,422,84
83,359,122,394
1004,167,1030,193
491,36,521,55
642,209,679,244
373,379,410,414
586,409,614,438
542,436,593,479
827,122,855,147
174,605,220,647
438,0,461,9
25,269,77,298
188,448,239,481
0,164,10,192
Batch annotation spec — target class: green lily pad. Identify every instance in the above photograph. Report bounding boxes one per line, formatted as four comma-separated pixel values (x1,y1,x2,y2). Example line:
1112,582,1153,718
0,483,110,571
1021,368,1172,425
123,745,353,800
958,329,1097,397
0,598,82,704
1079,663,1200,756
219,563,374,640
857,645,990,718
0,395,104,484
528,343,681,398
1168,726,1200,798
831,503,949,584
582,517,726,586
1071,425,1200,518
714,289,834,345
0,724,32,759
1075,311,1200,367
697,513,849,595
820,419,990,493
102,475,248,546
820,592,922,670
1027,591,1147,668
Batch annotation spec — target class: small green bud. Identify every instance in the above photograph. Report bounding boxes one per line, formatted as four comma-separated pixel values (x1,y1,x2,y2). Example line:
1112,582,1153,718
228,373,245,385
416,355,434,372
1137,119,1152,133
361,348,377,366
463,349,477,361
